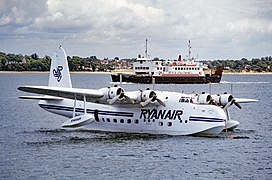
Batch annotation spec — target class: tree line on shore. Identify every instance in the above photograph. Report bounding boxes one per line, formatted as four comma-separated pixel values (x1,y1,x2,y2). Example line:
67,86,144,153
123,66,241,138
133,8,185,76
0,51,271,72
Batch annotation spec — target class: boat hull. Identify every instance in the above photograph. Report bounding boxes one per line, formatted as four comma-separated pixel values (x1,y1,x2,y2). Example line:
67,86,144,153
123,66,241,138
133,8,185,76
111,74,222,84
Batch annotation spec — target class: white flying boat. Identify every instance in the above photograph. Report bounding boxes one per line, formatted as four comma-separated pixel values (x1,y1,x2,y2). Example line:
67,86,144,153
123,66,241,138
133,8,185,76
18,46,257,136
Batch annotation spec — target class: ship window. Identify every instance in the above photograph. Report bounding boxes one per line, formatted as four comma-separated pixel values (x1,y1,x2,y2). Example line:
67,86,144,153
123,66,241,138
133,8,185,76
113,119,117,123
135,119,139,124
120,119,124,123
159,122,163,126
163,67,165,71
180,120,183,123
102,118,105,122
147,67,149,70
127,119,132,124
157,67,159,70
107,118,110,122
185,120,188,123
178,67,180,70
168,122,172,126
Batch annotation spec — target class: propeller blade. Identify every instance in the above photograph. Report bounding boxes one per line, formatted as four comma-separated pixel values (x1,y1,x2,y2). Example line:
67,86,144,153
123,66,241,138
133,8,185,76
209,99,218,106
140,97,153,107
107,94,121,104
223,99,242,110
140,96,166,107
233,100,242,109
108,91,135,105
223,100,233,110
156,97,166,107
124,95,135,104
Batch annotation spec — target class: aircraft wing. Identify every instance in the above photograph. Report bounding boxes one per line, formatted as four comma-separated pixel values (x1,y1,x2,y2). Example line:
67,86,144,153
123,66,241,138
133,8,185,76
235,98,258,103
18,86,104,101
19,95,64,100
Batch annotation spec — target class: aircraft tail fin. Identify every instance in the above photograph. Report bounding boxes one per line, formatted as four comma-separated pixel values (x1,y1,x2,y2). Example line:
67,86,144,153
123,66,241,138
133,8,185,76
48,46,72,88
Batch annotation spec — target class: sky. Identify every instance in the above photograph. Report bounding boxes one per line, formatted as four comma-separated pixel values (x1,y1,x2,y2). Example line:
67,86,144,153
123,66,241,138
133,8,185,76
0,0,271,60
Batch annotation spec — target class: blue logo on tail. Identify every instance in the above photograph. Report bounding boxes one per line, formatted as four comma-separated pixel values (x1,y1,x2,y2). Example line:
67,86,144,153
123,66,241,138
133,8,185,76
53,66,63,82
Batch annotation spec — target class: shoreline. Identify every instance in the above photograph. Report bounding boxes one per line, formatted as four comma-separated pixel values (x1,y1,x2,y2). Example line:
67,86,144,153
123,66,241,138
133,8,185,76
0,70,272,75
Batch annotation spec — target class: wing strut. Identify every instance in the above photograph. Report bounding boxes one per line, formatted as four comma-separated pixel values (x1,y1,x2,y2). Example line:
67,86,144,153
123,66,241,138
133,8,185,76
73,95,77,117
73,94,87,117
83,95,87,114
62,94,94,128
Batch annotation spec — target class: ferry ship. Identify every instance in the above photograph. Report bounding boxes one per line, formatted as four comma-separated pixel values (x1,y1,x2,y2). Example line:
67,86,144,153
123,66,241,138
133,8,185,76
111,40,223,84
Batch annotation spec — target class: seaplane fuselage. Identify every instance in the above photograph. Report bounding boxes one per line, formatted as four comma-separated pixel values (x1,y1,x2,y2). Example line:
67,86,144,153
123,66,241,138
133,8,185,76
38,90,227,135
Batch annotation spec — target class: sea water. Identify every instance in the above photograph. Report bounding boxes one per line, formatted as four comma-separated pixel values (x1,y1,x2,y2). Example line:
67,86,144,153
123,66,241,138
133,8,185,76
0,73,271,179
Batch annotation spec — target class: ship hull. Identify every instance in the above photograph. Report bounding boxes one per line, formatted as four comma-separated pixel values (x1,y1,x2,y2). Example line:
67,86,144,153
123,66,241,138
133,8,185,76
111,74,222,84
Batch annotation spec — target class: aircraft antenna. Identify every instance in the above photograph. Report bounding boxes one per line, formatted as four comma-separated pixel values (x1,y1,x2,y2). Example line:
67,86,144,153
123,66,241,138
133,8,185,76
188,40,191,60
145,39,148,58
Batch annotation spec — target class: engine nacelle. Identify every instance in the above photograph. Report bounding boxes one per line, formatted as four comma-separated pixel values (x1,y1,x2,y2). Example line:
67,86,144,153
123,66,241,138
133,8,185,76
136,90,156,103
211,94,234,106
99,86,124,101
197,93,212,104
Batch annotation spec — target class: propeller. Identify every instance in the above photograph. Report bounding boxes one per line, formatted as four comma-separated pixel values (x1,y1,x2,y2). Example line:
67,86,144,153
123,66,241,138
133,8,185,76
108,88,134,104
204,93,218,105
140,91,166,107
209,99,218,106
223,95,242,110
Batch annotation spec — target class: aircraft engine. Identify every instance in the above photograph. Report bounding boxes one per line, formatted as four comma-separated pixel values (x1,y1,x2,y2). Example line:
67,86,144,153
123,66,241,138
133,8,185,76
137,89,165,107
138,90,156,102
211,93,241,109
99,86,134,104
197,93,212,104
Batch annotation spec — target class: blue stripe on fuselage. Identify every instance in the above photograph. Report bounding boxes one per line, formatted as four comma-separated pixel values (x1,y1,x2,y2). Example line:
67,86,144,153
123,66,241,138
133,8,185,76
189,116,225,122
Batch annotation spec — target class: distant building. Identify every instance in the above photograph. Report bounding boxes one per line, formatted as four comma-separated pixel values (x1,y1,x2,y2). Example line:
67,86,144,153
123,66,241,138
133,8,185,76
21,57,26,64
